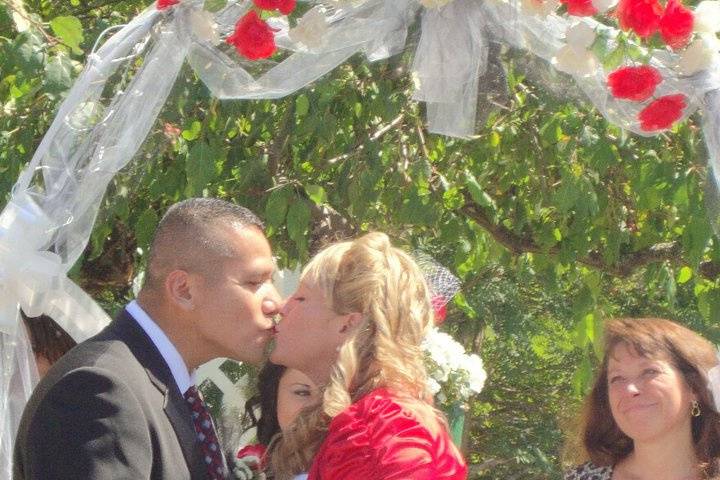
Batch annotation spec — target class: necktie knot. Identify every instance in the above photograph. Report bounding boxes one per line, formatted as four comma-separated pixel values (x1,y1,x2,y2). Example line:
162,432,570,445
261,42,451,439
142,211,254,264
184,385,226,479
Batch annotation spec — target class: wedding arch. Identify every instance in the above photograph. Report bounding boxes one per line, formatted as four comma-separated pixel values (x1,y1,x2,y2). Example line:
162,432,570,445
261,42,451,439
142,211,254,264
2,0,719,475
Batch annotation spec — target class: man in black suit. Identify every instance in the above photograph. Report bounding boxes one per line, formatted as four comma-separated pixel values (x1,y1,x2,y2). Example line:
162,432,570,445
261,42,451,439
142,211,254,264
14,198,281,479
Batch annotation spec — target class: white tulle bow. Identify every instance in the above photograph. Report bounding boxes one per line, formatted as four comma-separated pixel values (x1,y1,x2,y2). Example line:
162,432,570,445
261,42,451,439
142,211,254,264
412,0,487,137
0,195,63,335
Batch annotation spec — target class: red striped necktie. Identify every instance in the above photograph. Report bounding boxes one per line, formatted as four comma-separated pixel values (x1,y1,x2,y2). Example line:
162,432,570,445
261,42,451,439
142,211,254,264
184,385,227,479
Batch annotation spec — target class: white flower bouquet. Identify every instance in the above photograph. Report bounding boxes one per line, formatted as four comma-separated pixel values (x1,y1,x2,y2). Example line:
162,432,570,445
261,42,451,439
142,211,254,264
422,327,487,410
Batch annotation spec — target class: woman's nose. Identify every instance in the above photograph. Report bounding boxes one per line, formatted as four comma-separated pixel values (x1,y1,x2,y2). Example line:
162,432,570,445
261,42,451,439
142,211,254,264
625,381,641,396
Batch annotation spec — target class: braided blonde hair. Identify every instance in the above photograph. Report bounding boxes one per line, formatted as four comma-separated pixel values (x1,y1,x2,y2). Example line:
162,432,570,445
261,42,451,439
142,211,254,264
270,232,436,478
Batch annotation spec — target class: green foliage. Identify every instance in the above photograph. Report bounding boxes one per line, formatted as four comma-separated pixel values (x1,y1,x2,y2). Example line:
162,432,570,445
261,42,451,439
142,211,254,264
3,0,720,477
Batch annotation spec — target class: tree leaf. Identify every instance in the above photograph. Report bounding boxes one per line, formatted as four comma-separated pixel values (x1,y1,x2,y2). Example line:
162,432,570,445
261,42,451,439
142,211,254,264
286,198,311,243
265,187,291,229
182,120,202,141
465,174,495,209
186,141,220,195
305,184,327,205
677,266,693,284
49,15,84,54
204,0,227,12
44,53,73,93
135,207,159,251
295,94,309,117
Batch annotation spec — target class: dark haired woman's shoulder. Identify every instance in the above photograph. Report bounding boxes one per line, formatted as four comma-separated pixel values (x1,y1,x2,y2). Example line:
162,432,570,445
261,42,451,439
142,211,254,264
564,462,613,480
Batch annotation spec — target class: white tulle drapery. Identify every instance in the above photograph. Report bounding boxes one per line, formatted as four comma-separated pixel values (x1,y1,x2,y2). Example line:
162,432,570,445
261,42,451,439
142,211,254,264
2,0,720,475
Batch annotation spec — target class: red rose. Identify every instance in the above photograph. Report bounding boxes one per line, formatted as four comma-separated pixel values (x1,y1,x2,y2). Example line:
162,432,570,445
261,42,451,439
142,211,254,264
156,0,179,10
561,0,598,16
607,65,662,101
431,295,447,325
638,94,687,131
253,0,296,14
226,11,277,60
237,443,267,470
616,0,664,37
659,0,694,49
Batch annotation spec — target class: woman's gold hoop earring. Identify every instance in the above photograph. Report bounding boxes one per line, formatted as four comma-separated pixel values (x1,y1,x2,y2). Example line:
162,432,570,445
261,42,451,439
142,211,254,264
691,400,701,417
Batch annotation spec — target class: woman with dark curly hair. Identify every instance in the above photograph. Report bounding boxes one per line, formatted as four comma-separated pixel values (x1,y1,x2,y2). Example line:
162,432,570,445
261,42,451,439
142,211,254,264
233,363,318,479
565,317,720,480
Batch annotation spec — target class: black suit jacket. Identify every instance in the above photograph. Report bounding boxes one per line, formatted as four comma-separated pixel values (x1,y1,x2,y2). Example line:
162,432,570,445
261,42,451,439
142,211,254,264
13,309,213,479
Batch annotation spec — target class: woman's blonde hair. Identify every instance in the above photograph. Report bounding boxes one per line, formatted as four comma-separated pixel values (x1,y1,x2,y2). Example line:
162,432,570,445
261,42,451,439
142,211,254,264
270,232,436,478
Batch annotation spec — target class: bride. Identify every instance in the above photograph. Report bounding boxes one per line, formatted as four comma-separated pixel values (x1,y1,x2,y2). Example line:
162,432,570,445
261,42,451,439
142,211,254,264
269,232,467,480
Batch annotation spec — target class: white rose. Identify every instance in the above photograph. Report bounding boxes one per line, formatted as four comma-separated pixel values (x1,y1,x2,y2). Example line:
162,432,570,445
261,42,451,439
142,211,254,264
591,0,618,13
289,7,329,50
694,1,720,33
521,0,560,16
678,35,720,75
553,44,598,77
462,354,487,394
189,9,219,45
428,378,442,395
566,22,596,50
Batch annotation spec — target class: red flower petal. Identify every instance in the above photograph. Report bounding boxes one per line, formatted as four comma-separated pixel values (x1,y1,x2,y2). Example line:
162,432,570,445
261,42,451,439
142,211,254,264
157,0,179,10
431,295,447,325
638,94,687,131
659,0,694,49
226,11,277,60
253,0,297,15
616,0,664,37
561,0,598,16
607,65,662,101
237,443,267,470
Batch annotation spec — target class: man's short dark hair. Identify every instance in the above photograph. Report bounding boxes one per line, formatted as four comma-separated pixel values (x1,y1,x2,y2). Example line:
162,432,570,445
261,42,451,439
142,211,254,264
143,198,264,290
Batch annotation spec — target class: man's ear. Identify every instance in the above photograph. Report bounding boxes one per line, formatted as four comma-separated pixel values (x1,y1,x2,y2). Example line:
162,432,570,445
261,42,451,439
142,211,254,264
165,269,195,310
338,312,364,335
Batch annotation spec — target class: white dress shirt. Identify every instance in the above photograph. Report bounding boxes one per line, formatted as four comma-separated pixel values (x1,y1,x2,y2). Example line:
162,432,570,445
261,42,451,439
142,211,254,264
126,300,196,394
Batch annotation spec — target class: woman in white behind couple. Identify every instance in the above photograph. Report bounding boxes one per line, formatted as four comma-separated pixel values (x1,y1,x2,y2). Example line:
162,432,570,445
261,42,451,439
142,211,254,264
13,198,466,480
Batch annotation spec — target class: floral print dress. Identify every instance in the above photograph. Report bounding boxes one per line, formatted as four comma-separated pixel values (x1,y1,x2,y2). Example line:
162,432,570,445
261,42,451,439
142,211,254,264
565,462,613,480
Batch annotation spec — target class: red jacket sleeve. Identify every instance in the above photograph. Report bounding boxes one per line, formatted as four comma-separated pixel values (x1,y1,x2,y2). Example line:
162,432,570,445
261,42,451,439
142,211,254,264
308,390,467,480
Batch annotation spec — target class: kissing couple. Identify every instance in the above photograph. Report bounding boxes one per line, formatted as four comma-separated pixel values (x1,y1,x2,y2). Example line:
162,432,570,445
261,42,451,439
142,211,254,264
14,197,468,480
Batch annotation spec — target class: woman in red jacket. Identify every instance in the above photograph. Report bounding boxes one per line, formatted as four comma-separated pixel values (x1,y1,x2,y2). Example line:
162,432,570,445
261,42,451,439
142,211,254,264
269,232,467,480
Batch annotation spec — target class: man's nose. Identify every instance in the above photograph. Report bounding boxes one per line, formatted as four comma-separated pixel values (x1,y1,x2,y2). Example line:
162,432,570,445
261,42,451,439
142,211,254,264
261,299,278,316
262,283,282,316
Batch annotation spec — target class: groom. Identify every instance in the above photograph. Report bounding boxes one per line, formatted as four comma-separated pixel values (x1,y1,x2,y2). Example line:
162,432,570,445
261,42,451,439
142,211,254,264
14,198,280,479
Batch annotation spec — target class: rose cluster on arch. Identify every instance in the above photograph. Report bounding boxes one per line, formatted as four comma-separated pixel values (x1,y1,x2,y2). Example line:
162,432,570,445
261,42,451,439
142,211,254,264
157,0,297,60
226,0,296,60
547,0,720,132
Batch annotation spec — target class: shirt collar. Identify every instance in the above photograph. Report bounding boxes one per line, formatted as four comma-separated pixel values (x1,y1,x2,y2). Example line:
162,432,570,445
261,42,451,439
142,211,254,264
126,300,196,394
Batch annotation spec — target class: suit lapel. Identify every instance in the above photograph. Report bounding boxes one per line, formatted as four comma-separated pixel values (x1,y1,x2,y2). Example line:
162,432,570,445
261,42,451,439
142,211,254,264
111,310,204,477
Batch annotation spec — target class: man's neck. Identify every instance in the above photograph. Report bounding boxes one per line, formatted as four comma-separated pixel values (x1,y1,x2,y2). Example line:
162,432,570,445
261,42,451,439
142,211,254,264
136,293,204,371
